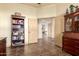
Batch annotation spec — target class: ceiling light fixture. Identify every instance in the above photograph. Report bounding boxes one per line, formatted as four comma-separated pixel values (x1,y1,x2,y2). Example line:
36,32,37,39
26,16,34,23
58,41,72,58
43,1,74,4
37,3,41,4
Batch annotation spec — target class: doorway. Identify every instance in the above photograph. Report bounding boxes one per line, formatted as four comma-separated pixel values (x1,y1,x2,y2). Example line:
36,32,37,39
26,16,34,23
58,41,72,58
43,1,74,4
38,17,55,39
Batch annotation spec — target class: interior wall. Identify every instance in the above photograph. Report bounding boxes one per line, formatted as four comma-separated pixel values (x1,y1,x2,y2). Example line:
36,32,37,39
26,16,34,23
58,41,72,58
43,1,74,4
0,4,37,47
28,18,38,43
37,4,56,18
55,14,64,47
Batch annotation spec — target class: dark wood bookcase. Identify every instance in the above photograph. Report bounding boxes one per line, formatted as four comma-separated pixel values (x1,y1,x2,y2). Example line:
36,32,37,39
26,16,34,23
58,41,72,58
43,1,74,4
11,15,25,47
63,11,79,55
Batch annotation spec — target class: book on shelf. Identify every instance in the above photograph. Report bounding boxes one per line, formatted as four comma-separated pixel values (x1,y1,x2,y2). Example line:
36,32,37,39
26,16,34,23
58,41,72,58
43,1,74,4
20,36,24,40
12,36,18,40
18,20,24,24
13,31,18,35
12,25,21,29
12,19,24,25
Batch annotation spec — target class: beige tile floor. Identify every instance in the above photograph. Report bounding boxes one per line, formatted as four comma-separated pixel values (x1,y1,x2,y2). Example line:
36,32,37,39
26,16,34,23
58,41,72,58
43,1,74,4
6,38,71,56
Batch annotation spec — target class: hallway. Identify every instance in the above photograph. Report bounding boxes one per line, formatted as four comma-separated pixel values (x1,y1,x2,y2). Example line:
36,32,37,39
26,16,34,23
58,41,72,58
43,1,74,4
6,38,71,56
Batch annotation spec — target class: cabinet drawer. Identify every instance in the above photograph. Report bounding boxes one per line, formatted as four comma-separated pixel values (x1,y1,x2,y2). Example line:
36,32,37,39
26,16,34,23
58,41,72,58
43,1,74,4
63,41,74,44
0,49,4,53
75,39,79,41
63,36,79,55
75,47,79,55
63,44,74,47
64,39,74,41
75,45,79,49
75,41,79,46
64,46,74,50
75,51,79,55
63,42,75,47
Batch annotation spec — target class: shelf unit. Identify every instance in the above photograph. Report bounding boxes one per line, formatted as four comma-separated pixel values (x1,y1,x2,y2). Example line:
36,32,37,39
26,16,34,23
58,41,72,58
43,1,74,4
11,15,25,47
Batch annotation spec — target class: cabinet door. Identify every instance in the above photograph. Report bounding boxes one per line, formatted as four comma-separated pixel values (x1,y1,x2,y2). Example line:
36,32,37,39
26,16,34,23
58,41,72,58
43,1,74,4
65,18,72,31
74,16,79,32
28,18,38,44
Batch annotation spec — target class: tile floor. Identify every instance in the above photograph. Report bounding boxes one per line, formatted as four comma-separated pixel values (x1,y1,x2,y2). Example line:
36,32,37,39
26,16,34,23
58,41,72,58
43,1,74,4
6,38,71,56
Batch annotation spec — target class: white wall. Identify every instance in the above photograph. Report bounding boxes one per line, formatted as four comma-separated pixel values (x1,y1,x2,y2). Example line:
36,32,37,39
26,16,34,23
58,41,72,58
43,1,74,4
37,5,56,18
28,18,38,43
0,4,37,47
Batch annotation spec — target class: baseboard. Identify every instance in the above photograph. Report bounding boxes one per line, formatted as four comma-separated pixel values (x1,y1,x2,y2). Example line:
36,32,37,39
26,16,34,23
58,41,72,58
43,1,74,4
27,42,38,45
55,44,62,48
38,37,54,39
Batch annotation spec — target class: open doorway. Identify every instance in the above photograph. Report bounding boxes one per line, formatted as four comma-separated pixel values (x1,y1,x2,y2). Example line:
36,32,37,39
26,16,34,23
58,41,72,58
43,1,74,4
38,17,55,40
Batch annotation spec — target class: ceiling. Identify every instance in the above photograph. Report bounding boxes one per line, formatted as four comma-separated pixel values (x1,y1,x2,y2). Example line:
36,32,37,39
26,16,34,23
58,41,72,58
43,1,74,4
23,3,56,7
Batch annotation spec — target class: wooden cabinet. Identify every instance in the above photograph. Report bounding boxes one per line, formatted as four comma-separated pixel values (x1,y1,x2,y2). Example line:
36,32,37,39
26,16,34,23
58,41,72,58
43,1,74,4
63,9,79,55
0,38,6,56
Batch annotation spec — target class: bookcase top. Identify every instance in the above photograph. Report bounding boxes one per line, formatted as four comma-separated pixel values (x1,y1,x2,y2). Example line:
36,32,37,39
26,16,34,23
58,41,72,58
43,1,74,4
11,15,25,19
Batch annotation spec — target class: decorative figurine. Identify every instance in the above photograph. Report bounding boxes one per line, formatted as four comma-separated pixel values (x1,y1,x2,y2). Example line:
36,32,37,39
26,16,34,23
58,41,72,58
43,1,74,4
15,12,21,16
66,8,69,14
69,4,75,13
75,6,79,12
